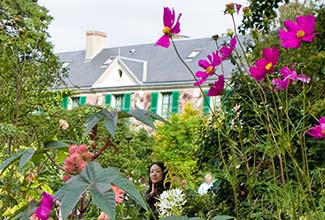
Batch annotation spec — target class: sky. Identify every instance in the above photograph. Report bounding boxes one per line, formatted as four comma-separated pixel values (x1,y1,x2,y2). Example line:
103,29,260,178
37,0,249,52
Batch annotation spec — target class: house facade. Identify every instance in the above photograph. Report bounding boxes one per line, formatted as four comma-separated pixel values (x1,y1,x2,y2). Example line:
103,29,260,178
56,30,237,118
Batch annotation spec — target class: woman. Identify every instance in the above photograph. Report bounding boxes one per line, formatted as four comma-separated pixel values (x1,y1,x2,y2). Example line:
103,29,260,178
144,161,170,219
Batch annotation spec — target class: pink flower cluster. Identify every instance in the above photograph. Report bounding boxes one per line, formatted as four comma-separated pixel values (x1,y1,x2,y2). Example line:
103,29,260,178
112,185,124,204
63,144,93,181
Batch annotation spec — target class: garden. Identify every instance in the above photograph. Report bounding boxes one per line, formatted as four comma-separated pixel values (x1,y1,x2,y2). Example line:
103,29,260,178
0,0,325,219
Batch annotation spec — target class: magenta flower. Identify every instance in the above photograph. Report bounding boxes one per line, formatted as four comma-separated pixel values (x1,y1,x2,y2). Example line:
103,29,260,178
220,37,237,61
279,14,317,48
194,51,221,86
155,7,182,48
249,47,280,81
306,117,325,139
207,75,225,96
272,64,311,91
35,192,55,220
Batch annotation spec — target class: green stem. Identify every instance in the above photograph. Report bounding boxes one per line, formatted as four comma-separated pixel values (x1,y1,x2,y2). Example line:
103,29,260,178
171,38,215,116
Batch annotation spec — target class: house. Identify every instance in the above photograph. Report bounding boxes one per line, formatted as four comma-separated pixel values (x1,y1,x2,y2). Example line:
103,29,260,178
56,30,238,118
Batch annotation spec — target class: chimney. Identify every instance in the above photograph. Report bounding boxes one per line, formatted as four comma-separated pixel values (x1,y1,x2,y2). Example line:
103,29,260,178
85,30,107,61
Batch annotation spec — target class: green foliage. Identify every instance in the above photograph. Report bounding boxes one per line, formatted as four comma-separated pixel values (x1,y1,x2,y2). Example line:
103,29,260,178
151,103,205,187
196,3,325,219
54,161,147,219
239,0,289,34
0,0,66,154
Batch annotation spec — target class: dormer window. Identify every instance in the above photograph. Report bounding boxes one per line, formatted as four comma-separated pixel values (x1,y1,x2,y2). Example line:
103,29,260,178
185,49,201,61
129,49,135,54
101,56,116,68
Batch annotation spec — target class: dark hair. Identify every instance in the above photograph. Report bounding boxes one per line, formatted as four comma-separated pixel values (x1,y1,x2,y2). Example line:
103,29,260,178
148,161,170,191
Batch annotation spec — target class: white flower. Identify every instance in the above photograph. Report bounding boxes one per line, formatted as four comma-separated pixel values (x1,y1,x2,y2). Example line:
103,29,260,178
157,188,186,217
59,119,69,130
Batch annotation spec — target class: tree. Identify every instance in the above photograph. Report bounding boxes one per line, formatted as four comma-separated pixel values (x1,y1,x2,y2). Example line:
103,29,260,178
0,0,65,153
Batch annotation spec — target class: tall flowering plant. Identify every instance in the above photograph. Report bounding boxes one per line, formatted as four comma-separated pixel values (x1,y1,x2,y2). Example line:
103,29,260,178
156,2,324,219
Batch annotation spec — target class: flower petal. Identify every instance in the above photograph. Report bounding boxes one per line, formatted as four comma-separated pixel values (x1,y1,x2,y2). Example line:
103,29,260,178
171,13,182,34
163,7,174,27
155,35,170,48
207,75,225,96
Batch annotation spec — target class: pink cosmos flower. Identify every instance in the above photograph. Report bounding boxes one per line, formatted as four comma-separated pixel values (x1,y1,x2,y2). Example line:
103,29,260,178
220,37,237,61
194,51,221,86
207,75,225,96
155,7,182,48
249,47,280,81
271,64,311,91
306,116,325,139
35,192,55,220
279,14,316,48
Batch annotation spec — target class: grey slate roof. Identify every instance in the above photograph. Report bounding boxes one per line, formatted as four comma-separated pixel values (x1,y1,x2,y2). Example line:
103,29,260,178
56,36,247,89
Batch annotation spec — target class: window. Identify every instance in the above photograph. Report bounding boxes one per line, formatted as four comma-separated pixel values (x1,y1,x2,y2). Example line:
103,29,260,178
62,61,71,68
161,92,172,118
185,49,201,61
113,93,131,112
114,95,124,110
71,96,86,108
101,56,116,68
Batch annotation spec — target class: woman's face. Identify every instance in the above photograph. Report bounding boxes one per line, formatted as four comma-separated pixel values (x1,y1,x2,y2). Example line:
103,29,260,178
150,164,163,184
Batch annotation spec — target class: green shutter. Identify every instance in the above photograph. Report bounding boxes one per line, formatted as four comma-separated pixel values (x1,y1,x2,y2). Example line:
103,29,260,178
105,94,112,106
150,92,158,113
62,96,69,109
123,93,131,112
79,96,86,106
171,91,180,113
203,90,210,114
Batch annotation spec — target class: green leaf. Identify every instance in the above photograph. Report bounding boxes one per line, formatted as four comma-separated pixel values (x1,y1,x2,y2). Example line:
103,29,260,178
211,215,235,220
189,218,205,220
128,108,169,128
54,162,120,219
54,175,88,219
112,176,148,210
102,109,118,137
0,151,24,174
12,200,38,220
83,112,104,137
160,216,189,220
43,140,70,150
90,183,116,220
19,148,36,171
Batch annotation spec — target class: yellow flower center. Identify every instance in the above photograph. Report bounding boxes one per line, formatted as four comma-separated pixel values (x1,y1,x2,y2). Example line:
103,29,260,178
206,66,214,74
296,30,305,38
322,130,325,135
265,62,273,71
162,26,171,35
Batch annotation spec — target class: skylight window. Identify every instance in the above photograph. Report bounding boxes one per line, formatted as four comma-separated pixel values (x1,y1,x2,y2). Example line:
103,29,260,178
62,61,71,68
185,49,202,61
101,56,116,68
